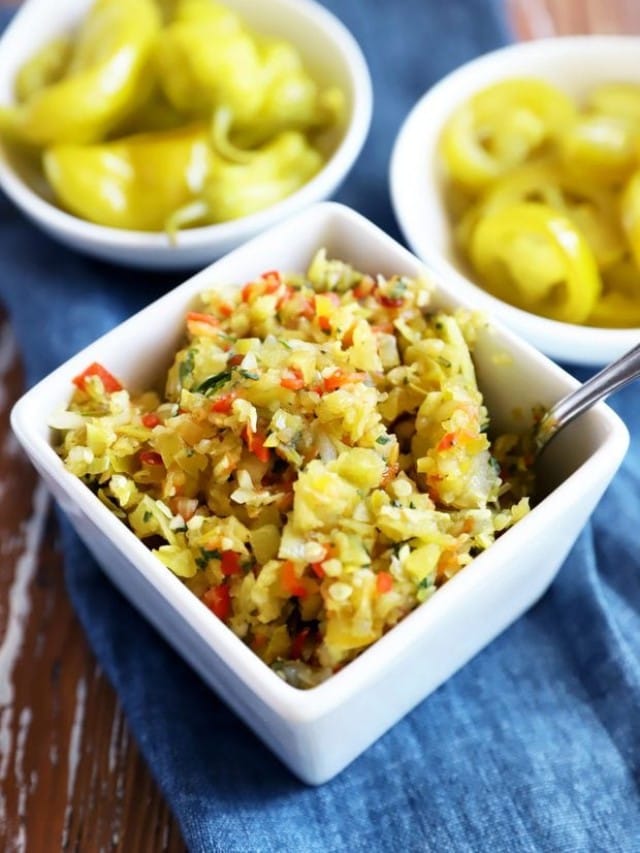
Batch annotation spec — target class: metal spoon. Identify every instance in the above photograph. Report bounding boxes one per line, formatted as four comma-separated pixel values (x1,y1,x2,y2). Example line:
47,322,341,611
534,341,640,454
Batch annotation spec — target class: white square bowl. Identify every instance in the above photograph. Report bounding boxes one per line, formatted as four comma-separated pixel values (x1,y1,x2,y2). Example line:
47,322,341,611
10,202,629,785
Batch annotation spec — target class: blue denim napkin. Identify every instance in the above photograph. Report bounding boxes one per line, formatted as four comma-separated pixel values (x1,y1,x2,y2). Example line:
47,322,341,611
2,2,640,851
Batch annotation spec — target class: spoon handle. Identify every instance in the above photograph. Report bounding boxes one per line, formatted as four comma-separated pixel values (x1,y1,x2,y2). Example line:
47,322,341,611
535,341,640,452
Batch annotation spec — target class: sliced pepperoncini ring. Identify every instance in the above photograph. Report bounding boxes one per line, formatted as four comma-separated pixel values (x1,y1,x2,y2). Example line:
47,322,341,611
588,83,640,123
559,114,638,185
471,161,626,270
469,202,601,324
588,257,640,327
439,79,576,191
621,170,640,268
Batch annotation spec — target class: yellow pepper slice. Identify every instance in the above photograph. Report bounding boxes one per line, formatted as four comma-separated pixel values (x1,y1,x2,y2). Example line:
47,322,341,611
439,79,575,191
0,0,161,146
155,0,263,123
14,37,72,104
167,130,323,229
621,170,640,268
469,161,626,270
43,124,211,231
588,257,640,327
588,83,640,123
155,0,342,143
469,202,601,323
559,114,638,185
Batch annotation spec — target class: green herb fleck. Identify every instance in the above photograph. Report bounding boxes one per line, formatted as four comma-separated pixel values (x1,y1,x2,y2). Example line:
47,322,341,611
194,370,233,395
418,576,434,591
195,547,221,570
179,349,196,388
376,435,391,445
143,511,152,523
239,370,259,381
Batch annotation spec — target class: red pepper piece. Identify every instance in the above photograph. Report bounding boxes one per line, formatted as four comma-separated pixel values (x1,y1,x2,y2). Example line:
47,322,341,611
221,550,242,576
72,362,122,394
203,585,231,621
242,426,270,464
210,391,237,413
139,450,163,466
376,571,394,594
280,367,305,391
281,561,307,598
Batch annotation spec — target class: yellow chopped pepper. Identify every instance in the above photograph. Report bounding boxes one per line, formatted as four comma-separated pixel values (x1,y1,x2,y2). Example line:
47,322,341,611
43,124,211,231
0,0,160,146
469,202,601,324
439,79,575,190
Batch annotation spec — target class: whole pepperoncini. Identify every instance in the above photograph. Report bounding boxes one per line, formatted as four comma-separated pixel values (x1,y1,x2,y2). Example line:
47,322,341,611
155,0,343,142
43,124,211,231
167,130,323,231
0,0,161,146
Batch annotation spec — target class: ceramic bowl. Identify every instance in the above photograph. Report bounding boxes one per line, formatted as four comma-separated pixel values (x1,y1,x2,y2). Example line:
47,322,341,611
390,36,640,367
0,0,372,270
10,203,629,784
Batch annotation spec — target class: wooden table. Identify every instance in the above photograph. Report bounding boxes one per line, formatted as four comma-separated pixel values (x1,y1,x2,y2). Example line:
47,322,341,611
0,2,634,850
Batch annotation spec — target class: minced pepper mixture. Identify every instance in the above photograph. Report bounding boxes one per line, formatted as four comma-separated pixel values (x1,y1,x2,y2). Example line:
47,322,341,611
52,251,533,688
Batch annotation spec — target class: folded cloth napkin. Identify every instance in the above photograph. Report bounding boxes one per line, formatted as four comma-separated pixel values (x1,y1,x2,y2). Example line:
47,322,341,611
1,2,639,851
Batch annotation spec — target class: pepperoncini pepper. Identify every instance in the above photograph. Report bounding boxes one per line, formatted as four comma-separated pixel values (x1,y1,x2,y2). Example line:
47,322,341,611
43,126,321,232
469,202,601,324
167,130,323,230
441,76,640,328
589,257,640,327
155,0,343,143
0,0,161,146
43,124,211,231
559,114,638,185
462,161,626,270
14,37,72,104
620,170,640,268
0,0,343,238
155,0,263,123
439,79,576,191
588,83,640,124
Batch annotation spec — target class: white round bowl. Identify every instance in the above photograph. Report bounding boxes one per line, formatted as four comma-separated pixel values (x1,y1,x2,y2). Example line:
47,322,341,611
390,36,640,367
0,0,372,270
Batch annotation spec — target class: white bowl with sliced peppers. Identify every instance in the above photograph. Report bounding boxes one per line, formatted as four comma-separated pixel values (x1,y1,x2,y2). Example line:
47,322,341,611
390,36,640,366
0,0,371,269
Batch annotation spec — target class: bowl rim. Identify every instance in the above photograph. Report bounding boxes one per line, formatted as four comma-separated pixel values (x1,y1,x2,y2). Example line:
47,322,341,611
389,34,640,363
0,0,373,252
10,201,630,723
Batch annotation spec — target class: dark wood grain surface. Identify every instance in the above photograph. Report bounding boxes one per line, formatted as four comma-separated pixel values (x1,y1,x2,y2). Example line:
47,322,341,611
0,2,632,851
